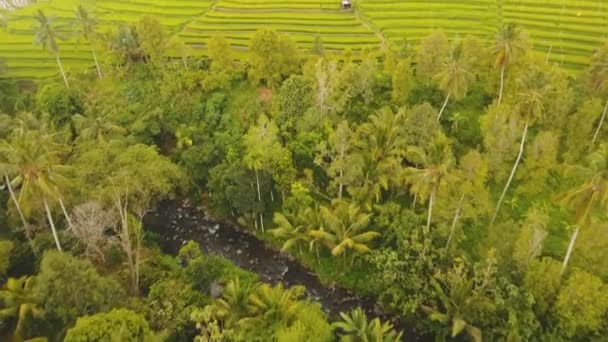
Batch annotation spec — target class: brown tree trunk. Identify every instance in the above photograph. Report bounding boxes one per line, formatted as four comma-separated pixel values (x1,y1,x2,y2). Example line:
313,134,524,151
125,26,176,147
437,91,451,121
591,97,608,146
43,198,62,251
497,64,505,105
560,226,580,277
491,123,528,226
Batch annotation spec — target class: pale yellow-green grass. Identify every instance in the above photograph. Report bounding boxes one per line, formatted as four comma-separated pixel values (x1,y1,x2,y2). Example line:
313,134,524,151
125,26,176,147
0,0,606,79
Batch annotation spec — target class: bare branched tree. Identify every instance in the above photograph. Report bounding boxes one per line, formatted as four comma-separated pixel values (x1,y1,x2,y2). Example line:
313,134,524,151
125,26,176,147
68,201,116,262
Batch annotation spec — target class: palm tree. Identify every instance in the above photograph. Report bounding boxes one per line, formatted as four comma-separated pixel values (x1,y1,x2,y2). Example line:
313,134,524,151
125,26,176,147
421,277,482,342
0,276,44,342
210,278,253,328
270,211,310,254
492,23,530,104
74,5,102,79
34,10,69,88
73,113,126,142
0,129,71,251
588,42,608,146
434,42,472,121
332,307,402,342
404,133,454,234
491,68,546,226
245,283,303,327
557,144,608,276
349,107,406,208
319,200,379,268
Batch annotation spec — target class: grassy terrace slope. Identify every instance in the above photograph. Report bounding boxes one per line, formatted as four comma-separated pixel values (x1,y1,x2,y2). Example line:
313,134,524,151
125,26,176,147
1,0,214,78
361,0,608,70
0,0,607,78
502,0,608,69
175,0,380,56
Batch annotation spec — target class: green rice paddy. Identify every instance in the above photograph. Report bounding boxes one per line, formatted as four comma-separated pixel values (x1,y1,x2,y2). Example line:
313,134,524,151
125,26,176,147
0,0,607,78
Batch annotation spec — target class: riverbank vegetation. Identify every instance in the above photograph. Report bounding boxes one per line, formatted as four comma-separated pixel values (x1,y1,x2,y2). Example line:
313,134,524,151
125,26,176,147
0,5,608,342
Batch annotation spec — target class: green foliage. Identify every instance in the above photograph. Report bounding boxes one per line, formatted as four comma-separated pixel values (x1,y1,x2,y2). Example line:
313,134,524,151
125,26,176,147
35,84,82,126
138,251,184,294
249,29,301,88
145,279,206,339
0,240,13,278
273,75,312,133
555,269,608,337
523,257,561,315
208,35,234,71
415,31,449,83
135,16,167,65
391,59,411,106
332,307,402,342
64,309,152,342
0,276,43,341
33,251,126,328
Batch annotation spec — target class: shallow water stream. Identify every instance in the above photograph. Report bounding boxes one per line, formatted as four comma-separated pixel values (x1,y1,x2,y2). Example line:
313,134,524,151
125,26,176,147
145,200,425,340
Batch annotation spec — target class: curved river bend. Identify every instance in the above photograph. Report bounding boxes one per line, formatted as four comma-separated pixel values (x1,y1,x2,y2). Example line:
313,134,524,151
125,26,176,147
145,200,425,341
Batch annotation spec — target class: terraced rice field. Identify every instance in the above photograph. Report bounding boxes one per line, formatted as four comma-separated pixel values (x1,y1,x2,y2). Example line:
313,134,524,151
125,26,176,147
0,0,607,79
177,3,380,53
361,0,608,70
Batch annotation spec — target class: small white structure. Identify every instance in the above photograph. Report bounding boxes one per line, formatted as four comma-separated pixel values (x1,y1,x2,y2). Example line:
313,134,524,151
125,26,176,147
341,0,352,10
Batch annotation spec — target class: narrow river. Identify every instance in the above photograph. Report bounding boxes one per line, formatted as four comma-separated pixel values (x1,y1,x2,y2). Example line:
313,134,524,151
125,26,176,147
145,200,425,341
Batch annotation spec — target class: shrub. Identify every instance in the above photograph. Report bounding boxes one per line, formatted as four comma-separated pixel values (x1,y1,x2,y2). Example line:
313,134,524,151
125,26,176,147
33,251,126,328
64,309,151,342
35,84,82,126
555,269,608,337
145,279,206,339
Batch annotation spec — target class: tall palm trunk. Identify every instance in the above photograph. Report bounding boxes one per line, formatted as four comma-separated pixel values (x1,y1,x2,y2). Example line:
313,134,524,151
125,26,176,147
498,64,505,105
560,226,580,277
91,47,102,79
4,173,29,236
55,54,69,89
58,197,72,228
446,193,465,249
437,91,451,121
426,188,436,234
491,123,529,226
43,198,62,251
255,169,265,232
591,98,608,146
338,169,344,199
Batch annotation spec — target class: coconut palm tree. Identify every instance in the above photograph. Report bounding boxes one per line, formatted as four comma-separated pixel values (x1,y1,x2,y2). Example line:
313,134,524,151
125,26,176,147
319,200,379,268
332,307,402,342
0,276,44,342
74,5,102,79
491,68,546,226
73,113,126,142
0,129,71,251
270,211,310,254
348,107,406,208
492,23,530,104
34,10,69,88
421,277,482,342
557,144,608,276
434,42,472,121
588,42,608,146
404,133,454,234
245,283,304,327
210,278,254,328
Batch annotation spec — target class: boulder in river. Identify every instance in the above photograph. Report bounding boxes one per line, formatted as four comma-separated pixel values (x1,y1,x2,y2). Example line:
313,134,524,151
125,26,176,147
210,281,223,298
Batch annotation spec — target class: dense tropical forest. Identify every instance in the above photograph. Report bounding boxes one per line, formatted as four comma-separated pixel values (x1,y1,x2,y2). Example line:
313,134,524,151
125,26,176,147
1,2,608,342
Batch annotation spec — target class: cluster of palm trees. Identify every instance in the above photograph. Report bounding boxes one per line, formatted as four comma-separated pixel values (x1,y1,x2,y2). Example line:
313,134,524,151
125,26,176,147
202,278,402,341
0,123,71,252
0,276,44,342
271,200,380,268
33,6,102,89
